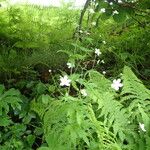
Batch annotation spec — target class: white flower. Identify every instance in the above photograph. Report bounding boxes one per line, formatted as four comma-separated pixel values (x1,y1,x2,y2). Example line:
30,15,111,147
79,30,83,33
95,2,99,6
89,8,95,14
60,75,71,87
80,89,87,97
102,71,106,75
113,10,119,15
118,0,122,3
67,62,75,69
102,41,106,44
139,122,146,132
95,48,101,56
101,60,105,64
97,60,100,64
109,2,113,5
48,69,52,73
100,8,106,13
85,31,90,35
92,22,96,26
111,79,123,91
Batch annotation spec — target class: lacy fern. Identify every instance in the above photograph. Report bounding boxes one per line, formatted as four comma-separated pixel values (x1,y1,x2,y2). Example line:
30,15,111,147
85,70,129,141
121,66,150,115
37,66,150,150
41,96,119,150
86,68,150,149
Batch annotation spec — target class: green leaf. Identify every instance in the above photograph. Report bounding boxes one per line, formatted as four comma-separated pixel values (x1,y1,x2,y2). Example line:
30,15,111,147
41,94,50,105
34,127,43,136
38,147,49,150
0,116,12,126
23,112,36,124
36,83,47,95
3,88,20,97
27,135,36,147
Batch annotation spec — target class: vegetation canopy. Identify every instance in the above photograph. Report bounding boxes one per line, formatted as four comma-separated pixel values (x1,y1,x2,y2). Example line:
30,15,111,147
0,0,150,149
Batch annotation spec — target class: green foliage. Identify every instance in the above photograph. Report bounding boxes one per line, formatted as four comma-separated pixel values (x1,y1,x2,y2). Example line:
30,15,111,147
85,11,150,84
121,66,150,105
39,96,119,150
121,66,150,124
0,84,21,126
91,0,150,23
86,68,150,149
0,1,149,149
30,66,150,150
0,84,43,149
0,4,79,78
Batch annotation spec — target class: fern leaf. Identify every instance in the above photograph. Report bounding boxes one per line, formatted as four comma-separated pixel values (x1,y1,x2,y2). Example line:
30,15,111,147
121,66,150,119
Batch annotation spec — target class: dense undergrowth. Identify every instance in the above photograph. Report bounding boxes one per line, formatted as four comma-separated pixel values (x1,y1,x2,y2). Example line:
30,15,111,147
0,0,150,149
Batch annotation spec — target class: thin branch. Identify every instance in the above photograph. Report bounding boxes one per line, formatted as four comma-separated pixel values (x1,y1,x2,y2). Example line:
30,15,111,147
72,0,91,39
78,0,91,31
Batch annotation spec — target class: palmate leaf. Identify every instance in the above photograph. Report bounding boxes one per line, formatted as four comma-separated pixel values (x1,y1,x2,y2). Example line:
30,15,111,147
0,87,22,116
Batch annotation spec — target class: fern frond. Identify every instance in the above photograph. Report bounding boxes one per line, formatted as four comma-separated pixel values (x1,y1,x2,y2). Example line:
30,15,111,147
119,66,150,149
85,69,150,149
121,66,150,102
43,95,119,150
85,70,129,139
121,66,150,119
